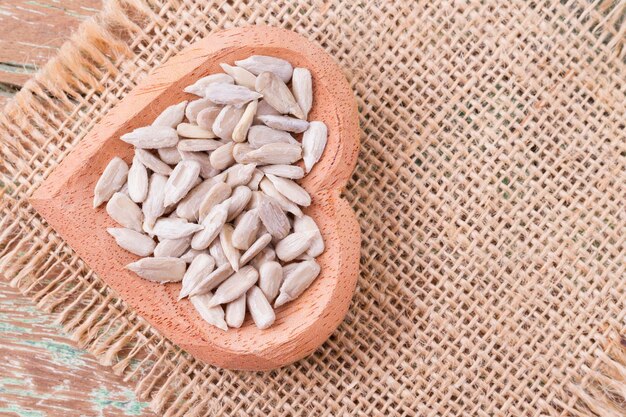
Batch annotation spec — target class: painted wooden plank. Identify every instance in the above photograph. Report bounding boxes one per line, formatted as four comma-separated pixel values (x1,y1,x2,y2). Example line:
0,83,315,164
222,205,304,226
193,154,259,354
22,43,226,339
0,282,156,416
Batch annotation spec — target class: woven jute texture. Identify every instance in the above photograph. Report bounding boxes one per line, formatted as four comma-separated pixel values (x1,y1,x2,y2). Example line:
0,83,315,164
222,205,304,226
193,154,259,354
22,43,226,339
1,0,625,415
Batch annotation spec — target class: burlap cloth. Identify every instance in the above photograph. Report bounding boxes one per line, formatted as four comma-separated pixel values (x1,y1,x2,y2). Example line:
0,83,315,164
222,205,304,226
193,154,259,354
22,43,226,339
1,0,625,415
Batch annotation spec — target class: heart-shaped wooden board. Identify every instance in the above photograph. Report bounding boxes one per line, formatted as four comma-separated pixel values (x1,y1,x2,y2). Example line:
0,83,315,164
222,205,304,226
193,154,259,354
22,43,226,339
30,26,360,370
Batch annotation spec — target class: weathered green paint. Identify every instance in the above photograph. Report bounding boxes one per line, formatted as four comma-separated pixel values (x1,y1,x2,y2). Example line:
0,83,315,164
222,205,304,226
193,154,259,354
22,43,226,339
21,339,87,367
0,404,44,417
91,388,150,416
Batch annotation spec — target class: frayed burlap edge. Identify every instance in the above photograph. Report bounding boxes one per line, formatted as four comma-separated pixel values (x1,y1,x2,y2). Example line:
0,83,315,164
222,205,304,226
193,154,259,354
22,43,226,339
0,0,625,415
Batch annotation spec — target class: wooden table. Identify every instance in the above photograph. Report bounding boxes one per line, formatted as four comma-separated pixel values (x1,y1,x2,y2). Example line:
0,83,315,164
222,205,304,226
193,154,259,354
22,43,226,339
0,2,155,415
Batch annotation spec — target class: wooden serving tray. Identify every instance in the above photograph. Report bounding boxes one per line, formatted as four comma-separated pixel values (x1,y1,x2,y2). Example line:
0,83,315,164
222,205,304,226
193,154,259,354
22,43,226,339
30,27,360,370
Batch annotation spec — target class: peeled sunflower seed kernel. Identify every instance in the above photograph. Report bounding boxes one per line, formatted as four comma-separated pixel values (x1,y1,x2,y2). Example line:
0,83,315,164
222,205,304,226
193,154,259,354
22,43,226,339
255,71,304,119
258,198,290,239
232,143,256,164
179,253,216,300
180,248,207,264
196,105,222,130
247,286,275,330
177,139,222,152
246,143,302,165
212,105,245,141
106,192,143,232
225,294,246,329
258,115,309,133
209,142,236,171
152,217,204,240
292,68,313,120
191,200,230,250
302,121,328,173
259,178,303,217
266,174,311,207
163,160,201,207
177,176,223,220
260,164,304,180
247,169,265,191
143,174,168,227
126,257,186,283
185,98,214,122
249,245,276,270
120,126,178,149
226,186,252,221
94,157,129,208
225,163,257,188
189,263,234,297
232,209,260,250
204,83,262,106
208,265,258,307
154,236,191,258
198,182,232,220
293,215,324,257
241,234,273,267
247,125,299,149
178,150,219,179
232,100,258,142
176,123,216,139
190,292,228,331
157,147,182,165
135,149,173,175
107,227,156,257
259,261,283,302
152,101,187,128
220,224,241,272
220,63,257,89
254,99,281,124
209,239,230,267
236,55,293,83
274,259,321,307
184,73,234,96
275,231,316,262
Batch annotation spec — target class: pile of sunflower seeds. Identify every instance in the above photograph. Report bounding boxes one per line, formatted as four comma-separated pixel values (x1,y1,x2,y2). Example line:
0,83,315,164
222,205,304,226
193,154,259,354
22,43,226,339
93,55,327,330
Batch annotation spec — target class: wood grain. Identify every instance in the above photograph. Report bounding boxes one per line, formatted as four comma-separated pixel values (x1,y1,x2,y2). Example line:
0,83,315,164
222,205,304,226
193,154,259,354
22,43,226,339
0,282,155,417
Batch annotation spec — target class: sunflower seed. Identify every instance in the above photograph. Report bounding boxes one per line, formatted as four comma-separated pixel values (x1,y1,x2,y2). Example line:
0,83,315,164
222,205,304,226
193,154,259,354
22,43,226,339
157,147,182,165
189,263,234,298
126,257,186,283
302,121,327,173
179,248,207,264
254,99,281,124
220,63,257,89
212,105,245,141
119,182,130,197
106,192,143,231
255,72,304,119
107,227,156,257
246,143,302,165
247,286,275,329
209,142,236,170
274,259,320,307
259,178,303,217
258,115,309,133
245,169,263,191
292,68,312,120
242,234,273,267
204,83,262,106
190,292,228,331
232,143,255,164
185,98,214,122
259,261,283,302
179,253,216,300
154,236,191,258
247,125,298,149
232,100,257,142
135,149,172,175
208,265,258,307
236,55,293,83
94,157,129,208
225,294,246,328
260,164,304,179
176,123,216,139
219,224,240,271
153,217,203,240
184,73,234,96
224,163,257,188
293,215,324,257
191,200,230,250
152,101,187,128
120,126,178,149
142,174,168,228
209,239,230,267
176,175,224,220
198,182,232,220
265,174,311,207
258,198,290,239
178,150,219,179
177,139,222,152
226,185,252,221
249,245,276,270
282,262,299,277
275,231,316,262
232,209,260,250
196,105,223,130
163,160,201,207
